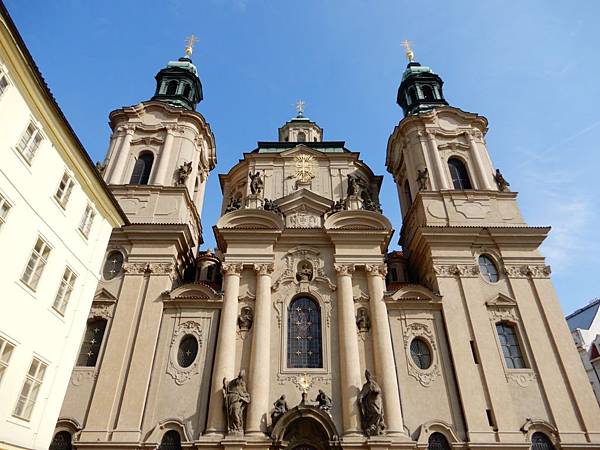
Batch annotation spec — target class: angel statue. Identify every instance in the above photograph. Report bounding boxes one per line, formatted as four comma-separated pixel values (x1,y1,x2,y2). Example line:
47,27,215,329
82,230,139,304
223,370,250,434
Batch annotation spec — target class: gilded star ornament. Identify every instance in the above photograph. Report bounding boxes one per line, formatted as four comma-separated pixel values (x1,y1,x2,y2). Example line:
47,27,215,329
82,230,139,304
295,154,315,183
298,373,313,393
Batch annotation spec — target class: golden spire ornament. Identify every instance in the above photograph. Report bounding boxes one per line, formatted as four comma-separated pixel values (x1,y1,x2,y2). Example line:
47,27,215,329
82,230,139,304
401,39,415,62
184,34,198,58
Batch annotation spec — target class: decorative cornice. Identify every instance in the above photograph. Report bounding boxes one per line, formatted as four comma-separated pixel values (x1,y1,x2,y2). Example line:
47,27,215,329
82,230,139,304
365,264,388,278
334,264,355,276
254,263,274,276
503,264,551,279
433,264,479,278
221,263,244,276
122,262,152,274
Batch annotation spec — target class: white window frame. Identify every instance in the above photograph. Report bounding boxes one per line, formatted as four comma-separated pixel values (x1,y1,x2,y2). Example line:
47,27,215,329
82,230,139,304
0,193,12,231
78,204,96,238
0,336,15,386
54,172,75,208
21,237,52,291
13,357,47,421
15,121,43,164
52,267,77,315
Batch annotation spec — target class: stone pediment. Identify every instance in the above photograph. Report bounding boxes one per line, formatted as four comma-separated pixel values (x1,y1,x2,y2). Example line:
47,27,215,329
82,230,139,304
280,145,326,158
93,287,118,303
168,283,222,301
277,189,332,228
485,292,517,308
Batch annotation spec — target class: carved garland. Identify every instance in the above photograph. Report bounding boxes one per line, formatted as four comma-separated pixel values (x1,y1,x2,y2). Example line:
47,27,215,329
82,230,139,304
433,264,480,278
503,265,552,279
122,262,177,277
402,322,441,387
166,321,203,385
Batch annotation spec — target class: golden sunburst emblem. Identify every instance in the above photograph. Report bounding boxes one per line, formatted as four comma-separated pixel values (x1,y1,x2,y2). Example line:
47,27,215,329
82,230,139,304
295,154,315,183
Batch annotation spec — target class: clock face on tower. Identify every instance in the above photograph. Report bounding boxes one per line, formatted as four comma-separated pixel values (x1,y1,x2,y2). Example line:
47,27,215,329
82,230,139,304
295,154,315,183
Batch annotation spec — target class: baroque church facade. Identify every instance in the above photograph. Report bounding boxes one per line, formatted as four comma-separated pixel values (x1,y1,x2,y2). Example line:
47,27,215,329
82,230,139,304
52,46,600,450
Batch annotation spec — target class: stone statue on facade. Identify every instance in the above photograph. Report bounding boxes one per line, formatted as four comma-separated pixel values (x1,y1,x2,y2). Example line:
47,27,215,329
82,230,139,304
494,168,510,192
95,160,107,174
225,196,242,213
263,198,283,215
347,174,366,198
315,389,332,414
358,369,385,436
271,394,289,427
331,199,345,213
356,308,371,332
416,168,429,191
237,306,253,332
176,161,193,186
223,370,251,434
249,171,264,195
296,262,313,282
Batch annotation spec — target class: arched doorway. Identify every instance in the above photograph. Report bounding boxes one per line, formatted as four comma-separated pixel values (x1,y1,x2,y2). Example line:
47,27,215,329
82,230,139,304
271,405,339,450
284,417,329,450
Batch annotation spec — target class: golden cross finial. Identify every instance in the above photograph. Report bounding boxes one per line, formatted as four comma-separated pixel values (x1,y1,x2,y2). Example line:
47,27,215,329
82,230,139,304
401,39,415,62
295,99,305,117
185,34,198,58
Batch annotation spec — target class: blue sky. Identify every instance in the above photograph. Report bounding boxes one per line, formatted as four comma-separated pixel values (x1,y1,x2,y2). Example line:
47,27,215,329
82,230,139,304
5,0,600,314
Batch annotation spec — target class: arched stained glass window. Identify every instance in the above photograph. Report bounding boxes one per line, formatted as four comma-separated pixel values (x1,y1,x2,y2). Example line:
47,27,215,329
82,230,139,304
49,431,72,450
287,297,322,368
159,430,182,450
479,255,499,283
428,432,451,450
177,335,198,368
410,338,432,369
130,153,154,185
531,432,555,450
496,322,526,369
77,318,107,367
448,158,472,190
103,251,124,280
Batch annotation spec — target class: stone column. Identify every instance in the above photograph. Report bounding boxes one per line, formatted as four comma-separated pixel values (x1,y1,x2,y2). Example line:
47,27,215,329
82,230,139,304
417,131,437,191
366,264,404,435
426,130,451,190
205,263,243,435
108,126,135,184
245,263,274,435
154,128,175,185
334,264,362,436
466,131,494,190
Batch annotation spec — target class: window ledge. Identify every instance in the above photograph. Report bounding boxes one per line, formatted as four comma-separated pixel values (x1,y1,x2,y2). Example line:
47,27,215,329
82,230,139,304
10,146,34,172
51,196,68,215
48,306,66,322
15,279,37,299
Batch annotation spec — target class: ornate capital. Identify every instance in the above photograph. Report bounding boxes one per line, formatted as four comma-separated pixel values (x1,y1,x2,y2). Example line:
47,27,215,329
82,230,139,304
222,263,244,276
433,264,479,278
150,262,176,276
254,263,274,276
124,125,136,136
365,264,388,278
334,264,355,276
122,262,152,274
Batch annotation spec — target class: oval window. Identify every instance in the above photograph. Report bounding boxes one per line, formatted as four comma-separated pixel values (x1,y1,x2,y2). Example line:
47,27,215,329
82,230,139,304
478,255,499,283
103,251,124,280
410,338,432,369
177,335,198,368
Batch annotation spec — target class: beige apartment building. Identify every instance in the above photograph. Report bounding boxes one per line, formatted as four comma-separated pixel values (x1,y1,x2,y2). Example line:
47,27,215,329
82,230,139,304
50,39,600,450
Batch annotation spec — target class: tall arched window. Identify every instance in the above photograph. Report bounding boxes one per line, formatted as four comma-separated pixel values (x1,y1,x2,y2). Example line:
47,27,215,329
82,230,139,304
297,131,306,142
408,87,418,105
49,431,72,450
183,84,191,98
159,430,182,450
287,297,322,368
496,322,526,369
448,158,472,189
77,318,107,367
428,432,451,450
130,153,154,185
166,80,178,96
531,432,556,450
421,85,435,101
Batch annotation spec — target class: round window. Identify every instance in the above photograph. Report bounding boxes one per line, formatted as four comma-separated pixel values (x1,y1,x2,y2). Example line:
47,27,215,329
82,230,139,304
103,251,124,280
410,338,432,370
177,335,198,368
478,255,499,283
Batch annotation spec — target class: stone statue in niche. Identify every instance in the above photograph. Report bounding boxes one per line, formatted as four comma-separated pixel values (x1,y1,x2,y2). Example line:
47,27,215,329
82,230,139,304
494,168,510,192
358,369,385,436
296,261,313,282
237,306,253,331
271,394,289,426
176,161,193,186
347,174,366,198
95,160,107,174
356,308,371,332
225,196,242,213
249,171,264,195
416,168,429,191
315,389,332,414
223,370,251,434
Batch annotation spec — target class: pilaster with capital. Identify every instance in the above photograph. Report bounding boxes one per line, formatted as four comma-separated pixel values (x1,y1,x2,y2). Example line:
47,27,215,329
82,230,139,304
246,263,274,435
334,264,362,436
154,127,176,185
365,264,405,435
205,263,243,434
424,130,450,190
465,130,494,190
108,126,136,184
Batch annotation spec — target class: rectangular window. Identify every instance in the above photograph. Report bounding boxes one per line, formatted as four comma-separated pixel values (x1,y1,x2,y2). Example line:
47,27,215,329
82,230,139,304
52,267,76,315
54,172,75,208
21,237,51,290
496,322,526,369
0,69,9,98
0,337,15,385
13,358,47,421
79,204,95,238
16,122,42,164
0,193,12,230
